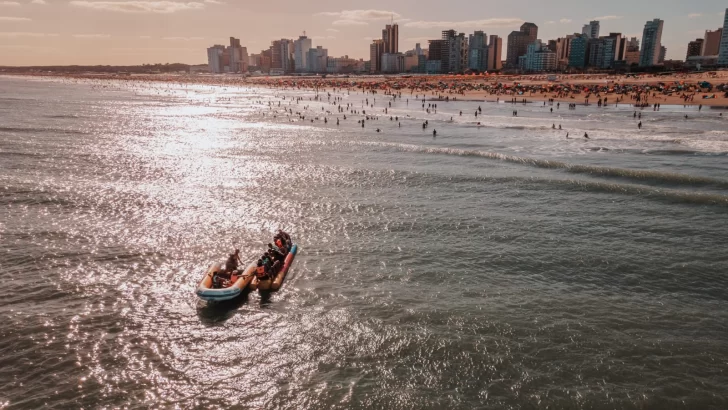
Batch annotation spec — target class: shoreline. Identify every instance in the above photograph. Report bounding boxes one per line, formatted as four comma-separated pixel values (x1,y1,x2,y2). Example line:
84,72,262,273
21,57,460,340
3,72,728,108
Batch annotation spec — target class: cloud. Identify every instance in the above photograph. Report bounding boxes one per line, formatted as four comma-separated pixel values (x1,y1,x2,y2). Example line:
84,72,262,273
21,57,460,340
0,31,58,36
332,19,367,26
0,15,30,20
546,20,555,24
687,13,702,18
69,1,205,13
591,15,623,20
404,17,524,29
31,0,46,3
317,9,401,21
310,35,336,40
162,36,204,40
203,0,222,3
0,1,21,5
325,28,339,32
72,33,111,38
560,18,572,23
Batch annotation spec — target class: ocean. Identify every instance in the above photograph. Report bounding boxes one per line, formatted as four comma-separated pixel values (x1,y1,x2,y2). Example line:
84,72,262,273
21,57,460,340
1,75,727,409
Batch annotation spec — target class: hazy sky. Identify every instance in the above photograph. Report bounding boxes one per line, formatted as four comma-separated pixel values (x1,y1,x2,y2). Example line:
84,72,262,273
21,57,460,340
1,0,726,66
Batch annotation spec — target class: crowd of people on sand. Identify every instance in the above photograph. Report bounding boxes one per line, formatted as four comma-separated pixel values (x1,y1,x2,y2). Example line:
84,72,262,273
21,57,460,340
13,72,726,144
11,71,728,107
249,75,728,142
212,230,292,288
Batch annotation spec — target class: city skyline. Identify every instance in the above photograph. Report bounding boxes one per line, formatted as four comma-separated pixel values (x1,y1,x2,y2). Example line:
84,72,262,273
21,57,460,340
1,0,728,65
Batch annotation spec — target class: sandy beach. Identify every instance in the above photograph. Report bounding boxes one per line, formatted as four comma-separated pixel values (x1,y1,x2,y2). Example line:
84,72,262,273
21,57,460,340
5,70,728,107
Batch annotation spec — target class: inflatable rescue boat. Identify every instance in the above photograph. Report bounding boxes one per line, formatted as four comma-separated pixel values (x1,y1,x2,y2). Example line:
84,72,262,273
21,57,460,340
196,262,256,302
249,244,298,292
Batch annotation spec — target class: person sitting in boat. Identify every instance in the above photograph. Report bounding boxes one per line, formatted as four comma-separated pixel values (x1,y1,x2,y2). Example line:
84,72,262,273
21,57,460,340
255,258,272,281
275,230,292,249
212,269,231,288
273,238,287,254
225,249,242,273
267,249,282,273
271,240,287,256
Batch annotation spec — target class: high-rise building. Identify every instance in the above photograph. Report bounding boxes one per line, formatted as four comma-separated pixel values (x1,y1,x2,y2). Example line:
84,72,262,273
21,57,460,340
628,37,639,50
207,44,226,73
582,21,600,39
719,9,728,65
624,37,640,66
468,31,488,71
442,30,468,73
425,39,444,73
370,39,385,73
587,33,625,69
521,39,557,71
702,28,723,56
568,35,588,68
506,22,538,67
228,37,242,72
381,53,405,73
270,39,294,73
382,24,399,54
555,35,573,69
687,39,704,59
294,35,312,72
307,46,328,72
488,35,503,70
658,46,667,63
639,19,664,67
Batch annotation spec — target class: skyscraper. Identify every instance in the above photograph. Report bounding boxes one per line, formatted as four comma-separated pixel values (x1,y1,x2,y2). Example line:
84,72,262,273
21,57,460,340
702,28,723,56
522,40,557,72
228,37,242,72
294,35,312,72
719,9,728,65
506,22,538,67
307,46,328,72
270,39,294,73
568,35,588,68
207,45,226,73
441,30,468,73
370,40,385,73
488,35,503,70
468,31,488,71
382,24,399,54
686,39,704,59
555,35,574,69
639,19,664,67
582,21,600,39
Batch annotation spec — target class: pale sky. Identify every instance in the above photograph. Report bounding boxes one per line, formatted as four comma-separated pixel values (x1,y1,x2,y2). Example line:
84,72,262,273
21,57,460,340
1,0,726,66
